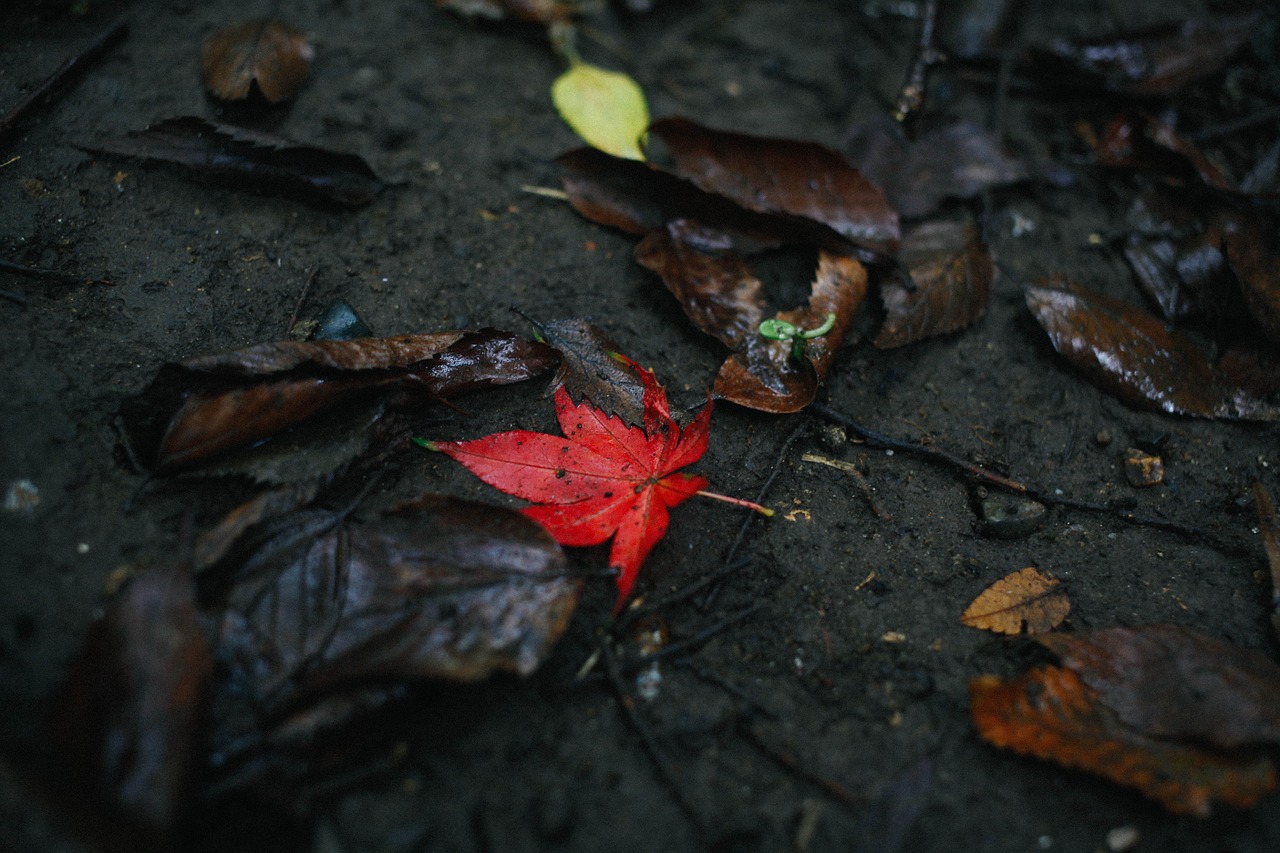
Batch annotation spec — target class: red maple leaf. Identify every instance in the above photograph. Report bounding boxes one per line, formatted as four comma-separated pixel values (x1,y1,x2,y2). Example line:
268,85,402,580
430,358,711,610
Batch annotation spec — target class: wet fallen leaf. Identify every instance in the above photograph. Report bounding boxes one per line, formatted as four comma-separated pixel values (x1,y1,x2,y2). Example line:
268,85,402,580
212,494,578,713
961,567,1069,635
651,117,898,254
122,329,557,471
529,317,648,428
82,117,384,207
436,0,574,23
201,18,313,103
430,356,711,608
1252,482,1280,640
845,117,1028,219
1225,214,1280,346
874,220,992,348
1095,114,1234,192
636,220,867,412
552,62,648,160
47,562,212,842
1024,280,1276,420
1035,12,1259,95
1036,625,1280,749
970,666,1276,816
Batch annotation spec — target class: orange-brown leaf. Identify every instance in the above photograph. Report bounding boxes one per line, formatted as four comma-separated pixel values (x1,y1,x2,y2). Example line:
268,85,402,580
970,667,1277,816
201,19,313,103
961,567,1069,635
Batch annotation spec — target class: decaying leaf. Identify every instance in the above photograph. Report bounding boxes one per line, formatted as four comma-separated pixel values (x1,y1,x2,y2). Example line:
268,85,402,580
845,117,1028,219
1253,482,1280,640
1226,214,1280,346
531,317,648,427
1036,626,1280,749
961,567,1069,635
970,666,1277,816
636,221,867,412
431,356,711,608
552,62,649,161
650,116,899,253
122,329,557,471
213,494,579,712
200,18,313,103
47,563,212,842
1095,115,1235,192
874,220,992,348
82,117,384,207
1024,280,1276,420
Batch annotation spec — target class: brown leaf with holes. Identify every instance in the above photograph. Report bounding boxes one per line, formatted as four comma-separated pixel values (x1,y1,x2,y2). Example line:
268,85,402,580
874,220,992,348
961,567,1069,635
1036,626,1280,749
970,667,1277,817
636,220,867,413
201,19,313,103
1024,280,1276,420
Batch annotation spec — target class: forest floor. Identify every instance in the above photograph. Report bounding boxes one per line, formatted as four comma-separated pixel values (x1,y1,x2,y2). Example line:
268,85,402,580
2,1,1280,851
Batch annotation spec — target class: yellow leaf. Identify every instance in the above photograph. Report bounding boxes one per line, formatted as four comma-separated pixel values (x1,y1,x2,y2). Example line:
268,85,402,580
961,567,1070,635
551,62,648,160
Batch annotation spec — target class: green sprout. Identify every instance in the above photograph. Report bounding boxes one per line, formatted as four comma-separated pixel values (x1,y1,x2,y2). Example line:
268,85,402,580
758,312,837,362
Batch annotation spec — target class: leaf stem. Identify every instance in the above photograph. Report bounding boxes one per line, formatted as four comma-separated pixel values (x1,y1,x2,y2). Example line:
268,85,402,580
696,489,774,517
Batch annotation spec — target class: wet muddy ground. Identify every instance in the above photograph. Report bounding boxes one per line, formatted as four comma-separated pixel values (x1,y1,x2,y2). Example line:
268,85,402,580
2,1,1279,851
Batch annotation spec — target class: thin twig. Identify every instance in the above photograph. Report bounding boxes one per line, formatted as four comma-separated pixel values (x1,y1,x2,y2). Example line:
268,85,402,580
287,266,319,335
1189,105,1280,144
892,0,940,133
0,287,27,305
0,257,106,287
0,19,129,151
738,721,864,809
628,604,762,669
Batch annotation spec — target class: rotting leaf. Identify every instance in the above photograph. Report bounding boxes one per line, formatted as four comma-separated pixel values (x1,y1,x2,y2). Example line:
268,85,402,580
212,494,579,713
1225,214,1280,346
874,220,992,348
961,567,1069,635
845,117,1028,219
82,117,385,207
650,116,899,254
1036,625,1280,749
122,329,557,471
552,62,648,161
530,317,649,427
635,220,867,413
970,666,1277,817
201,18,313,103
1095,114,1235,193
46,563,212,843
430,356,719,608
1024,280,1276,420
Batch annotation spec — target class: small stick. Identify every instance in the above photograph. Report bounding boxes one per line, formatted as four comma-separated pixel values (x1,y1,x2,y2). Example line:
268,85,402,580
627,603,762,669
738,722,863,809
0,287,27,305
892,0,941,133
0,19,129,151
287,265,319,335
0,257,107,287
801,452,891,520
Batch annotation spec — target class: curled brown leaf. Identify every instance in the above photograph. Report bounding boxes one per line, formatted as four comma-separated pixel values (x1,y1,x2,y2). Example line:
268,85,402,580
201,18,313,103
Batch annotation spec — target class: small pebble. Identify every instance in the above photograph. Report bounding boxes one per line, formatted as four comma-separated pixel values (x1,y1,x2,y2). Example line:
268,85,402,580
1094,429,1113,447
1106,825,1139,852
982,495,1047,539
1123,447,1164,487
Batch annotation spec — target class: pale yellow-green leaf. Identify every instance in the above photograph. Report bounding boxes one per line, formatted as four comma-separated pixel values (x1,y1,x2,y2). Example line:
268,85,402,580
551,62,648,160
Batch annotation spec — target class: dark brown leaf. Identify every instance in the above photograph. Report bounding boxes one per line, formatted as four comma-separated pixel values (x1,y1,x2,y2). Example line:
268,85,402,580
200,18,313,103
212,494,579,712
1037,625,1280,749
436,0,574,23
1226,215,1280,346
47,564,212,842
1036,12,1259,96
1096,115,1235,192
122,329,557,471
532,318,649,428
82,117,384,207
874,220,992,348
1252,482,1280,641
1024,280,1276,420
845,117,1028,219
971,666,1277,817
650,116,900,253
636,221,867,413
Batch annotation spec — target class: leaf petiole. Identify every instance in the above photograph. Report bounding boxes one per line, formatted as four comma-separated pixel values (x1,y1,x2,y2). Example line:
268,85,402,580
695,489,774,517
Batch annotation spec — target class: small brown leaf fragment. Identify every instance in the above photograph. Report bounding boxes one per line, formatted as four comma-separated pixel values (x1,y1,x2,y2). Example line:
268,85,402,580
874,220,992,348
201,19,313,103
534,318,649,427
650,116,900,253
1036,626,1280,749
961,567,1069,635
1024,281,1277,420
1122,447,1164,487
970,667,1277,816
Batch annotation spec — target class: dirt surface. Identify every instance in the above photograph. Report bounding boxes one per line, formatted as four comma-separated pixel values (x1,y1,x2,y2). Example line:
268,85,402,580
3,1,1280,851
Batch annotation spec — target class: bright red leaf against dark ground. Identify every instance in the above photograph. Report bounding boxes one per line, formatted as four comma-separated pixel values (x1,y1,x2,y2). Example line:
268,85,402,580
430,357,712,609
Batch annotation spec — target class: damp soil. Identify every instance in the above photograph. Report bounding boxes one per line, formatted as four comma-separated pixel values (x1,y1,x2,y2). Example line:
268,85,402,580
2,1,1279,851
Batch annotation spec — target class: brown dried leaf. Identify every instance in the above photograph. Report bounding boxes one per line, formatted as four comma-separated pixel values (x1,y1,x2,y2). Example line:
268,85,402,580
123,329,557,471
650,116,900,253
201,18,313,103
533,318,649,428
874,220,992,348
970,666,1276,817
213,495,579,712
1024,281,1276,420
961,567,1069,635
1226,215,1280,347
1037,625,1280,749
47,564,212,841
845,118,1028,219
636,221,867,413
